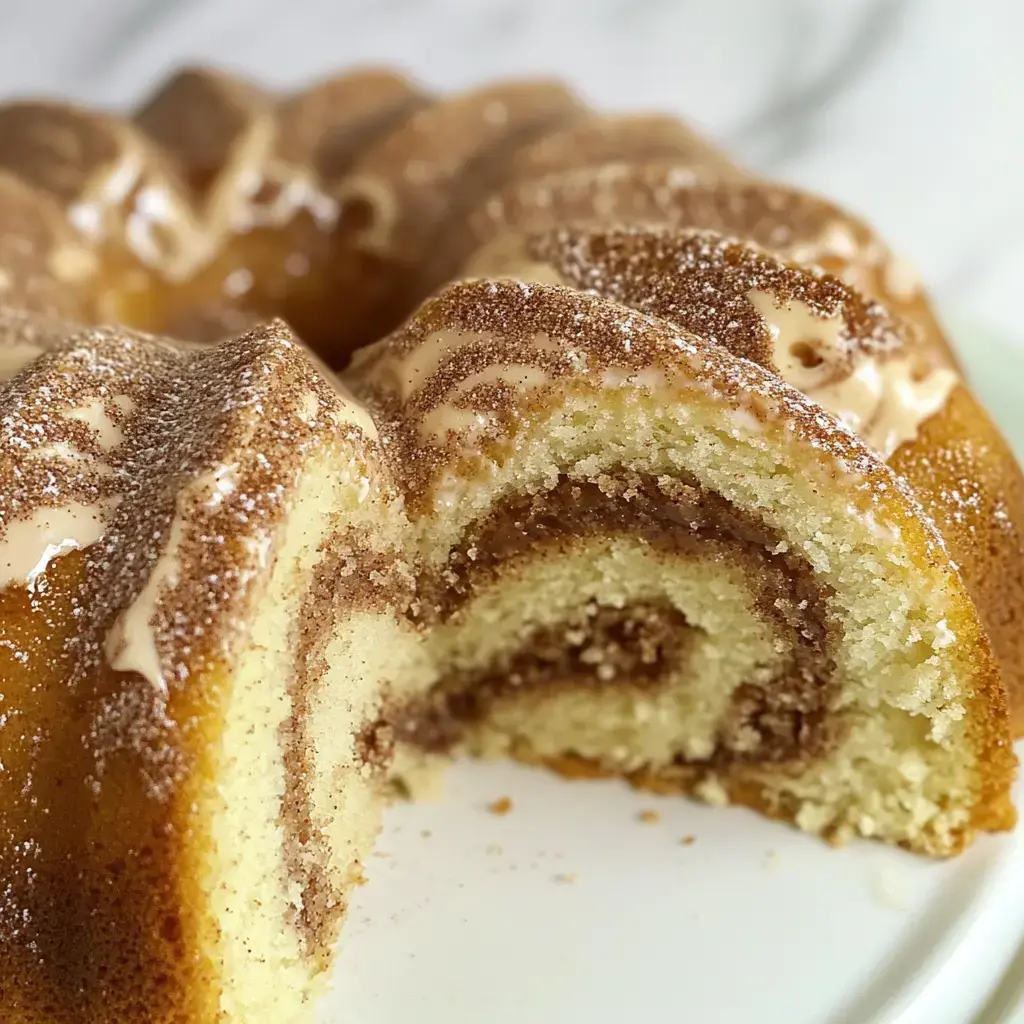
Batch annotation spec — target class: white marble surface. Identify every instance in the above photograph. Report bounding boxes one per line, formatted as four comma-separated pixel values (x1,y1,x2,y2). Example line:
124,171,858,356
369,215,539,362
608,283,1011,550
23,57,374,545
0,0,1022,343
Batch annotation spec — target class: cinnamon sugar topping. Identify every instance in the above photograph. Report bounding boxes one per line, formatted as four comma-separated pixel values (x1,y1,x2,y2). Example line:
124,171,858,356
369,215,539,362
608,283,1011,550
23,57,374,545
467,225,957,460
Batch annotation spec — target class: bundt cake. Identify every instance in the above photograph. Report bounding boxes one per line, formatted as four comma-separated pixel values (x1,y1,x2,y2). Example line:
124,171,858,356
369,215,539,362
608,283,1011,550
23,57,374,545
0,65,1021,1023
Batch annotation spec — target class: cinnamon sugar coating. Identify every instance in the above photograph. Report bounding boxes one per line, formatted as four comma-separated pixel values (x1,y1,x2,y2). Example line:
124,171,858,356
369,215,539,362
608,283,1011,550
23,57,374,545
330,79,585,351
0,173,95,318
6,69,753,366
0,102,136,208
467,165,958,367
138,66,430,201
479,225,908,365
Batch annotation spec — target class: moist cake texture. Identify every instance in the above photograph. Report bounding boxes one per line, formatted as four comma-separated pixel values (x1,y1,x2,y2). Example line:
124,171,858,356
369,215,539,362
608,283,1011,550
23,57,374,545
0,65,1021,1023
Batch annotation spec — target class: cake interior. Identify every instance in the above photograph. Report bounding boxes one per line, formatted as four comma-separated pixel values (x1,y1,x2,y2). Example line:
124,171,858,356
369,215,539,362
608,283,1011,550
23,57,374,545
365,385,1003,855
0,299,1011,1024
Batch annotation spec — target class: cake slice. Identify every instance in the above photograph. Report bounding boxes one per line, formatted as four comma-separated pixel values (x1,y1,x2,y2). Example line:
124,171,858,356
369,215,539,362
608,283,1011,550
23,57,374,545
0,317,409,1022
346,276,1015,855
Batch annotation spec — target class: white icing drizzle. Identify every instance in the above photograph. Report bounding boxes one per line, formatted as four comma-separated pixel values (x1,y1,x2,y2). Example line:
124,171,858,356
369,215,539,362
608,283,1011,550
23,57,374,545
856,361,959,459
102,463,269,693
68,145,145,243
0,501,111,590
248,167,337,231
786,221,862,267
463,235,571,287
30,440,91,464
455,362,550,392
203,462,240,507
748,290,847,391
47,243,98,285
298,391,320,424
883,255,923,301
64,399,124,450
0,341,42,380
419,405,494,441
335,173,400,251
600,366,670,390
104,512,184,696
125,181,203,273
336,392,379,440
297,348,380,441
748,289,957,459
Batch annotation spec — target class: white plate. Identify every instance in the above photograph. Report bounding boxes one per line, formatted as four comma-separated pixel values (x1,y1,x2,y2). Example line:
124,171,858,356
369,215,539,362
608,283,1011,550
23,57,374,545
321,323,1024,1024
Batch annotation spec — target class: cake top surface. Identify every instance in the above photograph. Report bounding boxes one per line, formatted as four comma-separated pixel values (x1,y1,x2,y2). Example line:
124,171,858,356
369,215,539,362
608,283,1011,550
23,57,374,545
0,314,377,706
462,225,957,459
348,275,941,546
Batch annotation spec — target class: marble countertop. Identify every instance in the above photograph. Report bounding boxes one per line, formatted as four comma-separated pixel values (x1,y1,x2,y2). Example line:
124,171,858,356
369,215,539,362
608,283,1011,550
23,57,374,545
0,0,1021,344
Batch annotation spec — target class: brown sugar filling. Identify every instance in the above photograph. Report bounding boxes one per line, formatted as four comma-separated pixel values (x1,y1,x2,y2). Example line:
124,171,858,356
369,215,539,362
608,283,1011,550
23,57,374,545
280,533,414,963
393,599,699,752
385,471,841,766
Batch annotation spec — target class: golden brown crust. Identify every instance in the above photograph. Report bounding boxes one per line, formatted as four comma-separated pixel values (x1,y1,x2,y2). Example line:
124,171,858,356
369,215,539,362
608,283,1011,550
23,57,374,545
893,386,1024,733
532,750,1016,856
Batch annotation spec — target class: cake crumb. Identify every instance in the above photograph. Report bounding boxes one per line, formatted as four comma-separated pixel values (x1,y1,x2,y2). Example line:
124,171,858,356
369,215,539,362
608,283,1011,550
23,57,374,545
872,867,908,910
680,835,696,846
694,776,730,806
420,829,432,839
486,844,503,856
637,809,660,824
763,849,778,867
488,796,514,815
553,872,578,884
